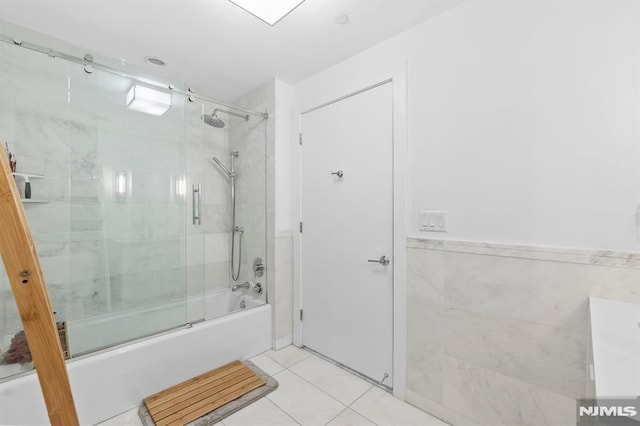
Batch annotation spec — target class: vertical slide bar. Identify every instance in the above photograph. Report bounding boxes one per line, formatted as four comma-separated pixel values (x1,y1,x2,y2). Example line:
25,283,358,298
0,145,79,425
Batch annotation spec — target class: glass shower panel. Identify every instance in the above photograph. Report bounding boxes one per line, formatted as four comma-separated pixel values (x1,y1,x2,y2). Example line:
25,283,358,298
201,101,233,305
0,266,35,382
0,19,194,376
0,22,73,381
185,99,207,324
65,62,188,355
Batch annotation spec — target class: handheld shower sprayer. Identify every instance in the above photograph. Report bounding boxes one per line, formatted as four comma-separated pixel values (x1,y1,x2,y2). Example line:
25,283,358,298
211,152,243,281
212,157,233,177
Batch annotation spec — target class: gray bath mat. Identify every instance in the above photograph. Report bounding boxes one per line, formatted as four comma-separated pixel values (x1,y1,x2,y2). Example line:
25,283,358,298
138,359,278,426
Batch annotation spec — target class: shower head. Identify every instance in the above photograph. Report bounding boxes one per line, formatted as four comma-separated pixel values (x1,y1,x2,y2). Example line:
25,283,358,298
202,108,249,129
202,113,225,128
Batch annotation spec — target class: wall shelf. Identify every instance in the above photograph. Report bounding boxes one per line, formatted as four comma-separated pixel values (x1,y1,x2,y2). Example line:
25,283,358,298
21,199,48,204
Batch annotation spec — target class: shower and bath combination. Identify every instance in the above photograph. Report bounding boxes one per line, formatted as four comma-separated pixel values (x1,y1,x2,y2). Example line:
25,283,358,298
204,108,248,282
204,107,267,294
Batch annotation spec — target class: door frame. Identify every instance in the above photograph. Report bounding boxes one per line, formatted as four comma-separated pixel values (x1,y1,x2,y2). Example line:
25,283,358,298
292,64,408,399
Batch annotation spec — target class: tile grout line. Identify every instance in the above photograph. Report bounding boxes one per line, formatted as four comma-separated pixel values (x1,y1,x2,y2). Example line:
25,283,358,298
281,354,365,408
273,347,386,426
250,354,286,376
290,348,381,425
269,366,348,411
263,394,303,425
345,386,381,425
262,350,353,424
262,348,314,370
248,356,302,425
258,347,428,426
250,352,312,424
322,406,349,426
276,349,382,425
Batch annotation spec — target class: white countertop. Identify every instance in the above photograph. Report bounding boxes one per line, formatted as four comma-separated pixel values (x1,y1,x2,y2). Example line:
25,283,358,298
589,297,640,398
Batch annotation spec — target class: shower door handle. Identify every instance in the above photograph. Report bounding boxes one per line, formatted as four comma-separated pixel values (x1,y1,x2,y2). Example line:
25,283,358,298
192,184,201,225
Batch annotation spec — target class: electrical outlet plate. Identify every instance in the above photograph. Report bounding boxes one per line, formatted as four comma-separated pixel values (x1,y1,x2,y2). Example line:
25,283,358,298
420,211,447,232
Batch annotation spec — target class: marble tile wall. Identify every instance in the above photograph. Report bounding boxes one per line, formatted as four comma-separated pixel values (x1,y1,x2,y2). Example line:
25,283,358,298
406,237,640,426
229,89,269,262
228,81,272,294
230,80,292,348
274,234,294,348
406,248,445,405
588,251,640,304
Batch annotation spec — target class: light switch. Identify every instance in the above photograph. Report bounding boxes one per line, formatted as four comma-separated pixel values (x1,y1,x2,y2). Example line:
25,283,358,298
420,211,447,232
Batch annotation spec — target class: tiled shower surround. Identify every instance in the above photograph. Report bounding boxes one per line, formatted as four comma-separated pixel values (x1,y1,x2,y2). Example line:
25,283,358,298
229,81,294,349
405,237,640,426
185,81,273,323
185,97,231,323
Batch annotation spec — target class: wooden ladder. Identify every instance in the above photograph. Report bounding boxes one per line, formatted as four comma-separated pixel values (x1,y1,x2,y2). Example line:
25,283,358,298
0,145,79,425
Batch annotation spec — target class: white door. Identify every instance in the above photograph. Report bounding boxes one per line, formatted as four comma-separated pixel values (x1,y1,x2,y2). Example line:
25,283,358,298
301,82,393,387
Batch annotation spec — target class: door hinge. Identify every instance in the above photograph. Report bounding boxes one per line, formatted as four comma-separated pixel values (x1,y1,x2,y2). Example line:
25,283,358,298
299,222,303,233
300,309,303,321
299,133,302,145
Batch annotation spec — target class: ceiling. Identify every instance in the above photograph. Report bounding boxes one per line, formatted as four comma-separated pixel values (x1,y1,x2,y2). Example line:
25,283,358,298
0,0,463,102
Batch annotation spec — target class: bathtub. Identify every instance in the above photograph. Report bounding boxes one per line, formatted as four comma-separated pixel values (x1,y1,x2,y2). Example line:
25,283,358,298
66,288,266,356
0,289,271,425
206,288,266,319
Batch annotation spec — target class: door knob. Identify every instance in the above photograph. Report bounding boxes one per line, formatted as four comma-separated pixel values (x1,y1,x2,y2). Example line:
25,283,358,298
368,255,390,266
331,170,344,178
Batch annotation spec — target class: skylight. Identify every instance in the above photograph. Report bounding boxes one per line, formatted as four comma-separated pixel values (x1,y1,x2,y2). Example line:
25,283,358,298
228,0,306,26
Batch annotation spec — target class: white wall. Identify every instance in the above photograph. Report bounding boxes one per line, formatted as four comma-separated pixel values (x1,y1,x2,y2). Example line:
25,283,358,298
293,0,640,251
273,79,295,348
275,79,294,235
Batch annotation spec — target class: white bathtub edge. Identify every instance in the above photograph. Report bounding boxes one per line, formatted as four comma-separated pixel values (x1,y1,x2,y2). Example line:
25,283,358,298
0,304,272,426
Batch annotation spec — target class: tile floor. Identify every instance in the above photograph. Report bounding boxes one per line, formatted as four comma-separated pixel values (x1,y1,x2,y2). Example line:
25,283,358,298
98,345,449,426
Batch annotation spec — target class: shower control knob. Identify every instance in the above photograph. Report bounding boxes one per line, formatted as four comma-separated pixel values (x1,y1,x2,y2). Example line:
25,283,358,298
331,170,344,178
253,257,265,277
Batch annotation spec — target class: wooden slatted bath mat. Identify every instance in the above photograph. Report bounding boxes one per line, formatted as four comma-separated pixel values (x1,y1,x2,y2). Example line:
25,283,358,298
143,360,267,426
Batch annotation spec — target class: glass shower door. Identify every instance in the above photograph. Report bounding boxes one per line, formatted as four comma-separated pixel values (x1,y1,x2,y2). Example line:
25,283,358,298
64,60,189,355
0,18,194,377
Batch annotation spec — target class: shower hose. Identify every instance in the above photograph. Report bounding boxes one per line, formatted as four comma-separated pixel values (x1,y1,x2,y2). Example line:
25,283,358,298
231,227,243,281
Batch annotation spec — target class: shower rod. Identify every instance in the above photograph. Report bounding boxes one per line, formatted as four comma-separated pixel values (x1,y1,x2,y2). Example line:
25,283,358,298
0,32,269,119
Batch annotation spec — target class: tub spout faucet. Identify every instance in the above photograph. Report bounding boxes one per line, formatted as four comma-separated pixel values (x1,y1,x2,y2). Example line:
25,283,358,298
232,281,251,292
